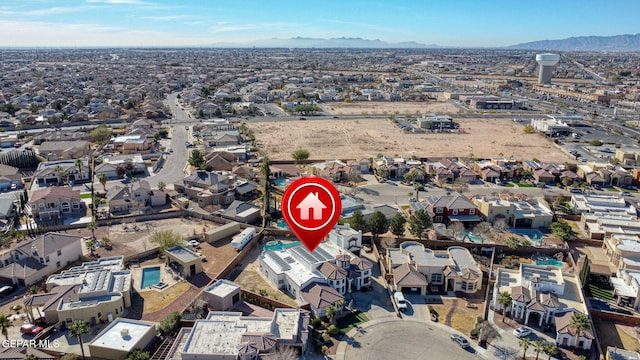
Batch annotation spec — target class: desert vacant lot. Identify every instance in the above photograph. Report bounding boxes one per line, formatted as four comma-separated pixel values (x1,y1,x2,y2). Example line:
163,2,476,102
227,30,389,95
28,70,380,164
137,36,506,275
323,100,458,115
251,117,574,162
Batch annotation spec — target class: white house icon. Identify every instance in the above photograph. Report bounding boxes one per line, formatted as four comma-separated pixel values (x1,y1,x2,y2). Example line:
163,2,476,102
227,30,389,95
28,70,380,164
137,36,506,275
296,192,327,220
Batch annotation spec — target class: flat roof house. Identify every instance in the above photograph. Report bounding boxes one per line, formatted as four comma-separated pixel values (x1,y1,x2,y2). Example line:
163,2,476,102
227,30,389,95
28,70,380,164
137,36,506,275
89,318,157,360
167,309,310,359
165,246,203,278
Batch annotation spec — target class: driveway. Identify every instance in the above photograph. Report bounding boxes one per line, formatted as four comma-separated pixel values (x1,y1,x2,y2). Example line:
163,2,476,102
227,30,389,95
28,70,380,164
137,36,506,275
336,319,485,360
487,309,561,360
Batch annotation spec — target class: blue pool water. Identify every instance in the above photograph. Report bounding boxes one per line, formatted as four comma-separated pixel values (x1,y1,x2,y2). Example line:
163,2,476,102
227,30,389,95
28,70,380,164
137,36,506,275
276,219,289,229
536,257,563,267
463,231,487,243
264,240,300,252
275,179,286,187
141,267,161,289
511,228,544,241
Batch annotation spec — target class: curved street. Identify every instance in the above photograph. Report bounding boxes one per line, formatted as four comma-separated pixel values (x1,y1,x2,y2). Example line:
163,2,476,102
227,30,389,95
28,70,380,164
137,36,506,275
336,318,485,360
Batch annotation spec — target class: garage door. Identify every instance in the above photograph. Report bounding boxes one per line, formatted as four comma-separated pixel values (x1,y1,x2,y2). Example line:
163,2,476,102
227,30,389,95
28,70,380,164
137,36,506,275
401,287,421,294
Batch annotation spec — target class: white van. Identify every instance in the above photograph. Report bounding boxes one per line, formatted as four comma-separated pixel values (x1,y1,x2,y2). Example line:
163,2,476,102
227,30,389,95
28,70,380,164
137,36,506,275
394,292,408,312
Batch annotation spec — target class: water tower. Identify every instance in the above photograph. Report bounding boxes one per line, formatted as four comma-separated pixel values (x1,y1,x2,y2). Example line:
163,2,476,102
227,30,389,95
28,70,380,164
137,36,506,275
535,53,560,84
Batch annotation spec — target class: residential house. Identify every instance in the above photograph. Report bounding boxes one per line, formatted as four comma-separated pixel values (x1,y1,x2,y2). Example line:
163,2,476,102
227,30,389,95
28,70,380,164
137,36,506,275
32,131,89,145
424,192,482,225
95,154,147,179
311,160,360,183
33,160,90,186
131,119,155,129
534,169,556,184
387,242,483,295
112,134,155,155
203,151,240,172
340,194,400,224
554,310,594,350
26,256,132,325
492,264,589,330
328,224,362,254
611,268,640,311
259,240,372,316
472,195,553,228
216,200,261,223
605,347,640,360
29,186,84,220
0,163,22,190
166,309,310,359
0,233,83,286
373,157,407,179
107,180,165,215
174,170,258,207
38,140,89,161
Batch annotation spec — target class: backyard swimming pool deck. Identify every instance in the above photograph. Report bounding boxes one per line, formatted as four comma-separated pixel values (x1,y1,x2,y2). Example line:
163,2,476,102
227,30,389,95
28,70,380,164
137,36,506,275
132,262,180,292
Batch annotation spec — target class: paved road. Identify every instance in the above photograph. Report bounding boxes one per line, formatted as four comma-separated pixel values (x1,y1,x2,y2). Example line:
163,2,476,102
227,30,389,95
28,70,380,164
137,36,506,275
142,93,194,188
338,319,484,360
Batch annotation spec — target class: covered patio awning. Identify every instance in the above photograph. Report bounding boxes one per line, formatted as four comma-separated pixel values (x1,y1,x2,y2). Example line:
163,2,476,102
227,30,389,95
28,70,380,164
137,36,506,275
448,215,483,222
611,277,637,298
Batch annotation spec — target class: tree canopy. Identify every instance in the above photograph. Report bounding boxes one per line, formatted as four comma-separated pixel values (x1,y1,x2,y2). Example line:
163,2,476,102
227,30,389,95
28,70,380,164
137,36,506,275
408,209,432,240
188,149,205,168
368,211,389,240
347,210,366,232
390,213,406,238
90,125,113,144
150,230,185,252
291,149,310,162
550,221,575,241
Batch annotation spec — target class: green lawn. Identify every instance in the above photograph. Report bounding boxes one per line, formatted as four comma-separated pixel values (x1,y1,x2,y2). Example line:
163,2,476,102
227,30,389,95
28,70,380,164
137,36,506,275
514,183,535,188
503,183,515,188
606,188,620,192
588,284,614,301
80,193,92,199
337,311,369,333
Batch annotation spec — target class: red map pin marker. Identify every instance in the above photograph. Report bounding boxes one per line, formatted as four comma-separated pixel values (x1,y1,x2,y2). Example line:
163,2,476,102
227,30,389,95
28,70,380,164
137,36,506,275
281,177,342,252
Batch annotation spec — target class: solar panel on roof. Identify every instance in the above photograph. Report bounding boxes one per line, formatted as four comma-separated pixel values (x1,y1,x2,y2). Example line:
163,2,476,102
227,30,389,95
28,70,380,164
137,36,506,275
314,246,333,260
267,253,291,271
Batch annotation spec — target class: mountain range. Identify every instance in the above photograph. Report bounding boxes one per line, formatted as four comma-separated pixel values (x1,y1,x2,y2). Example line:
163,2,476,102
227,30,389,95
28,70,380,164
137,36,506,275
208,37,440,49
508,33,640,51
207,34,640,51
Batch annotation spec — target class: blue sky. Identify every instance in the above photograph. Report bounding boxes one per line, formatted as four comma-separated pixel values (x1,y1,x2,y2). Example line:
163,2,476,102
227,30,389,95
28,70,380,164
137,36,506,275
1,0,639,47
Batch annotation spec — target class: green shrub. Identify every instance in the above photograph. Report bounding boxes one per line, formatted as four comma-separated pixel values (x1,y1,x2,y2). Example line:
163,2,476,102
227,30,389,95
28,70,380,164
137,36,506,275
589,140,603,146
470,328,480,338
310,317,322,328
327,324,339,335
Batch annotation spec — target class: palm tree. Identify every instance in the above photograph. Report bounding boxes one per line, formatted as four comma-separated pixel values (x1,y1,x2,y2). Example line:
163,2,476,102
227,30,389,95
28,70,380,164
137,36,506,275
54,165,65,185
75,158,84,183
568,312,591,348
533,340,545,360
87,220,97,239
98,173,108,191
0,314,13,340
543,342,557,360
69,320,89,360
519,338,531,360
326,305,337,324
497,291,512,322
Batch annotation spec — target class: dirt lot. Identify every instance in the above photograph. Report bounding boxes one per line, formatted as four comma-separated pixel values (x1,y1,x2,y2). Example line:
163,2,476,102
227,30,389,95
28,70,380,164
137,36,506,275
323,100,458,115
70,217,217,259
251,117,574,162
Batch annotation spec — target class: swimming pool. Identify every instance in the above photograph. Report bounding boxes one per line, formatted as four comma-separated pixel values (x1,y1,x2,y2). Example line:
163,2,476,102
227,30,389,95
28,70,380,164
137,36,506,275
276,219,289,229
141,267,161,289
510,228,544,241
264,240,300,251
274,179,286,187
463,231,487,243
535,257,563,267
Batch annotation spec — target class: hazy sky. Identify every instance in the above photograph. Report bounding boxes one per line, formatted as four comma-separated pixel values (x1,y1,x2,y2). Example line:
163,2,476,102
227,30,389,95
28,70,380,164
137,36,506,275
1,0,639,47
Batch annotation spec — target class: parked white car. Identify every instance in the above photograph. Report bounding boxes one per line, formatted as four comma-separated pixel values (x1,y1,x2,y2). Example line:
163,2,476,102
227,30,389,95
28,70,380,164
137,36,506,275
513,326,533,338
393,292,407,312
